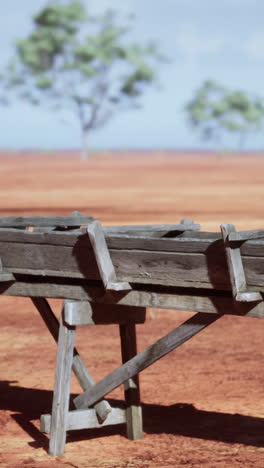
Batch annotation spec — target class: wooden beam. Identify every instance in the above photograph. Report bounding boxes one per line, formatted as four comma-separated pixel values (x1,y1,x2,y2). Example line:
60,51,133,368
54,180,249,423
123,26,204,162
2,281,264,318
120,322,143,440
0,215,93,228
31,298,111,423
49,315,76,456
87,220,131,291
41,407,126,433
64,301,146,326
103,222,200,236
229,229,264,241
2,224,264,290
0,258,15,282
74,312,221,410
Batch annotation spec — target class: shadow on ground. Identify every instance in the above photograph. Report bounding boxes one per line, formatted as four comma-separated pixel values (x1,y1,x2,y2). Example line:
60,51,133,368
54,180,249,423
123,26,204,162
0,380,264,451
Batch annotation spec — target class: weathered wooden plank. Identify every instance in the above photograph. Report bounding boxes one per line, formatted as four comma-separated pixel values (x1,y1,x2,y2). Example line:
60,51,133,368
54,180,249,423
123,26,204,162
74,312,221,410
103,222,200,235
0,226,263,258
0,241,230,287
221,224,262,302
31,298,111,423
120,322,143,440
49,315,76,456
2,280,264,318
64,301,146,326
41,407,126,433
87,220,131,291
0,272,15,282
0,216,94,228
229,230,264,241
0,258,15,282
3,241,264,291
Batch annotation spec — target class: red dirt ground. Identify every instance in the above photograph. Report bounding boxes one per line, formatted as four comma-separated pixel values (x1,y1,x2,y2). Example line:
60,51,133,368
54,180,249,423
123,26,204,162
1,151,264,467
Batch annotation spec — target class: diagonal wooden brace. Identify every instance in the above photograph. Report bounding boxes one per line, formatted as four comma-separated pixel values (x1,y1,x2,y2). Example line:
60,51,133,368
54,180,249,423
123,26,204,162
221,223,262,302
87,220,131,291
74,312,221,410
31,297,111,423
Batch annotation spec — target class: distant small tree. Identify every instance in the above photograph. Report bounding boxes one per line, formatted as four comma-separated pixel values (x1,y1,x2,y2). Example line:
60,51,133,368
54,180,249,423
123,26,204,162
185,80,264,150
0,1,165,159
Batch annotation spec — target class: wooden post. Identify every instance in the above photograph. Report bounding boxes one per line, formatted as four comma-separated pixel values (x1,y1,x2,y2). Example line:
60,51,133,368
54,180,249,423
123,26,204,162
119,321,143,440
221,224,262,302
49,310,76,456
87,220,131,291
31,297,111,423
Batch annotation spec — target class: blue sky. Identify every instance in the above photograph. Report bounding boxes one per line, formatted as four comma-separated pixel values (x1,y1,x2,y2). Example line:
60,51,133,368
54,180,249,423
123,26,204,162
1,0,264,150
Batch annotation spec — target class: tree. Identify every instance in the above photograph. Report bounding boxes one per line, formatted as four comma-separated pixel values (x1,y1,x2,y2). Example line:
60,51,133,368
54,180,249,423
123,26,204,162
185,80,264,150
1,1,164,159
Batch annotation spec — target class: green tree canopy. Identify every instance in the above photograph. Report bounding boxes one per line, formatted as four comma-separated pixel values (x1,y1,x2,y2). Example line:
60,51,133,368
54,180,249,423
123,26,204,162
1,1,165,158
185,80,264,150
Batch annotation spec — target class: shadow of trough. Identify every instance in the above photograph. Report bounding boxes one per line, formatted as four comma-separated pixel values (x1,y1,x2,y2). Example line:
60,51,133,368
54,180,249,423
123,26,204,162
1,381,264,449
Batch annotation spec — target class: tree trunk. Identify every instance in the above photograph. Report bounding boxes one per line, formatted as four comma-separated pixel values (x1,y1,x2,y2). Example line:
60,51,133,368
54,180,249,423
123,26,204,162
80,129,89,160
238,131,246,152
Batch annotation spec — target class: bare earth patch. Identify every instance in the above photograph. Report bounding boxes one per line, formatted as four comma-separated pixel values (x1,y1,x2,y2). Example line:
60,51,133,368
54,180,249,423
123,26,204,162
1,151,264,467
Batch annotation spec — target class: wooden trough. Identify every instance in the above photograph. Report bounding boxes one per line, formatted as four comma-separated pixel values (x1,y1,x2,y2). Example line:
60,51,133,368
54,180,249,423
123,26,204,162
1,214,264,455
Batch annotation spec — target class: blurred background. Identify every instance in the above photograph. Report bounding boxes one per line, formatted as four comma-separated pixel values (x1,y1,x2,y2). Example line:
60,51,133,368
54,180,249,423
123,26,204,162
1,0,264,152
2,4,264,468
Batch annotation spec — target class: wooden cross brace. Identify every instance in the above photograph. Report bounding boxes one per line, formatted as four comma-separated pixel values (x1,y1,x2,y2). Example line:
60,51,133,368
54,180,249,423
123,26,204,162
38,299,221,456
73,311,221,411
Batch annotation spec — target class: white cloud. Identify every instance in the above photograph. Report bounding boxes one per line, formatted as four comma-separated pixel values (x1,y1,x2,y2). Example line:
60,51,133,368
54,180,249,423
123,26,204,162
175,24,226,58
244,31,264,60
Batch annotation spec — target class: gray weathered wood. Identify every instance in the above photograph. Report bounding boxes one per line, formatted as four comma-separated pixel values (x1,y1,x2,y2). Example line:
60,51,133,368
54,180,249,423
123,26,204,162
120,322,143,440
41,407,126,433
103,222,200,235
0,225,262,256
0,258,15,282
2,280,264,318
221,224,262,302
74,312,221,410
31,297,111,423
64,301,146,326
87,220,131,291
1,226,264,290
229,229,264,241
49,313,76,456
0,215,93,228
71,354,111,422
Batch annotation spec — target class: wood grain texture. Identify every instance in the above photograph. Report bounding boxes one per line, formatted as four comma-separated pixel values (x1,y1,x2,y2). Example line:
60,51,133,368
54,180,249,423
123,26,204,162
0,228,264,291
49,314,76,456
2,280,264,318
229,230,264,241
31,297,111,423
74,312,221,410
221,224,262,302
0,216,93,228
41,407,126,433
64,300,146,326
120,322,143,440
87,220,131,291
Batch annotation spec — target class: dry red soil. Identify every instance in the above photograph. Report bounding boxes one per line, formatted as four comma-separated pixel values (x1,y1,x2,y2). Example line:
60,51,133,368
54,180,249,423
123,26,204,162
1,151,264,467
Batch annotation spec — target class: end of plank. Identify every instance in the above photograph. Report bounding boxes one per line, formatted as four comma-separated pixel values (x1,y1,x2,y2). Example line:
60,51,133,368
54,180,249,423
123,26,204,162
236,291,262,302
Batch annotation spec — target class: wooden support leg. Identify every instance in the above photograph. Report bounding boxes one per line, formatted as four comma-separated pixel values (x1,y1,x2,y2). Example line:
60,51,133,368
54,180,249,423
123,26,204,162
120,322,143,440
49,312,76,456
31,297,111,423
